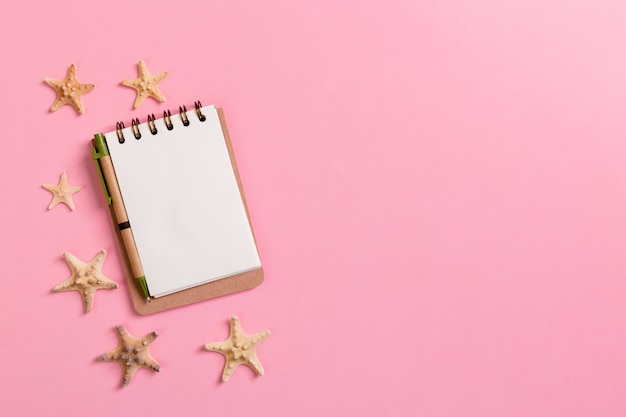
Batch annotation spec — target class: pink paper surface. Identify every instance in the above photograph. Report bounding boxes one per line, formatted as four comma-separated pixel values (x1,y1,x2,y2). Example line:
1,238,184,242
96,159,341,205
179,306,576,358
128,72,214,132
2,1,626,416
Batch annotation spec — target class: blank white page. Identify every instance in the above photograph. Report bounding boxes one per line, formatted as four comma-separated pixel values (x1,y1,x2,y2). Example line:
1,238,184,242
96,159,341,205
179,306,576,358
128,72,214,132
104,105,261,298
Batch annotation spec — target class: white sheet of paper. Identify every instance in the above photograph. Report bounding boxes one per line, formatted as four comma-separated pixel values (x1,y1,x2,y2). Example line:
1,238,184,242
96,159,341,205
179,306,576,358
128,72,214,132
105,105,261,297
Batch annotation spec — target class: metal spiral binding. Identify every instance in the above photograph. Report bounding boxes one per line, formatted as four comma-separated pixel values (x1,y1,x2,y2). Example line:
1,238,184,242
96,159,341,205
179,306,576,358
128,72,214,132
115,122,126,143
179,105,190,126
195,101,206,121
147,114,158,135
114,101,207,143
163,109,173,130
131,118,142,139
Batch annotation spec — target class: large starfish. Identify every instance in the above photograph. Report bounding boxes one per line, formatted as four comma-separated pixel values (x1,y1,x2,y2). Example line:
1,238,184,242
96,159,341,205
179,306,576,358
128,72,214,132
204,316,270,381
121,60,168,108
42,172,82,211
45,64,95,114
53,250,118,313
98,325,162,387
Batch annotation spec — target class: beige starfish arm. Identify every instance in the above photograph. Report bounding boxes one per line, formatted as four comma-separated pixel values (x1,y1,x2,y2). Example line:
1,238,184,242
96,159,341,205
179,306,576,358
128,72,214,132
52,278,76,292
142,356,162,373
122,365,141,387
63,197,76,211
133,91,150,109
142,331,159,344
42,184,60,208
153,71,168,82
137,60,148,73
62,252,82,274
42,184,65,209
68,101,83,114
96,276,119,289
230,315,243,335
57,171,70,186
222,361,241,382
204,341,227,353
245,355,265,376
66,64,77,78
89,260,117,285
90,250,107,270
49,99,64,112
115,324,130,339
252,329,271,343
121,360,161,387
97,347,142,387
98,347,121,362
61,87,93,114
148,88,166,103
120,79,137,88
44,78,68,112
44,77,59,87
81,287,97,313
78,83,95,93
120,79,149,109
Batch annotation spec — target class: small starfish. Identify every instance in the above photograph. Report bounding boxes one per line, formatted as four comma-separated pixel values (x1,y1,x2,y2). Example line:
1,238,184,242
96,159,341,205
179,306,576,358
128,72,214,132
53,250,118,313
45,64,95,114
121,60,168,108
204,316,270,381
98,325,162,387
42,172,82,211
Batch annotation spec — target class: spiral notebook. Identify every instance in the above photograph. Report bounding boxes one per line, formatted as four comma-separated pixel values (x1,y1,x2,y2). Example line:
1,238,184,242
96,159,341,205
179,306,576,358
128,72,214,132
92,103,263,314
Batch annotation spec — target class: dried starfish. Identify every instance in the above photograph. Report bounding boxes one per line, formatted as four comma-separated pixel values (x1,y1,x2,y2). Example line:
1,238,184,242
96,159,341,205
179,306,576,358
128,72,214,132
121,60,168,108
204,316,270,381
42,172,82,211
98,325,162,387
53,250,118,313
45,64,95,114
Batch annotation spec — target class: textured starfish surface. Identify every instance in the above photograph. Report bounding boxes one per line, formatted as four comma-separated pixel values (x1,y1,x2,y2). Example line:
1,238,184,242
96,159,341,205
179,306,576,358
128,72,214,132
98,325,162,387
45,64,95,114
42,172,82,210
205,316,270,381
53,250,118,313
121,60,168,108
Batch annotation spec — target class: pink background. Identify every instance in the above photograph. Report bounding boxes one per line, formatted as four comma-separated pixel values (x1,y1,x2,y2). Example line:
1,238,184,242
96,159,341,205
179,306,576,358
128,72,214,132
1,1,626,415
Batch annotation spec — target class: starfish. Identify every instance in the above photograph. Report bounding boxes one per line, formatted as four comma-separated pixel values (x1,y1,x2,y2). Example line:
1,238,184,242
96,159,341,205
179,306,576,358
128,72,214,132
53,250,118,313
121,60,168,108
45,64,95,114
98,325,162,387
204,316,270,381
42,172,82,211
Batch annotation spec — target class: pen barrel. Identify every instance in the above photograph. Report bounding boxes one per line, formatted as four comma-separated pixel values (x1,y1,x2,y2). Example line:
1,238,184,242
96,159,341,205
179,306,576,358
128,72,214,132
97,152,146,283
120,228,145,277
100,158,129,223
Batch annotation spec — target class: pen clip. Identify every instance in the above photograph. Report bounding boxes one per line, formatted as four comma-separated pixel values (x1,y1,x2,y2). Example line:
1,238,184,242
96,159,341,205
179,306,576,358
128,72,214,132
92,133,112,205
